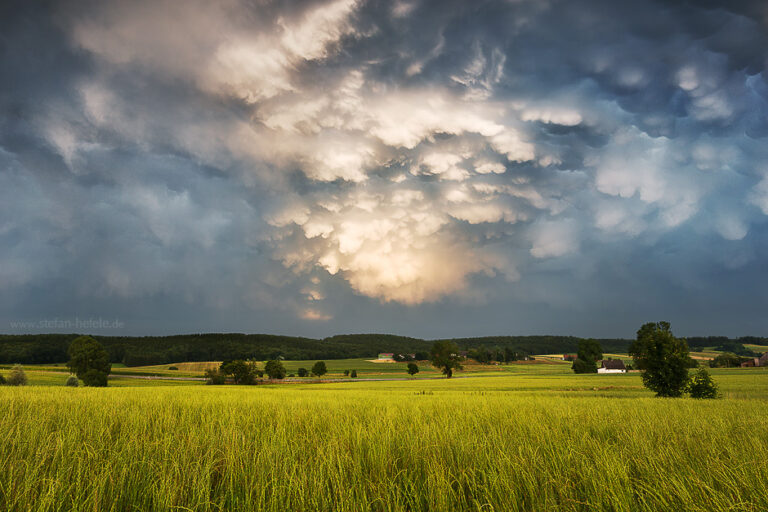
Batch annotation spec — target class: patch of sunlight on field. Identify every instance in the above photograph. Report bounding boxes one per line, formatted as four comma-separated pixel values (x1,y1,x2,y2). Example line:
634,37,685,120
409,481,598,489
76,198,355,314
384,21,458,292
1,372,767,511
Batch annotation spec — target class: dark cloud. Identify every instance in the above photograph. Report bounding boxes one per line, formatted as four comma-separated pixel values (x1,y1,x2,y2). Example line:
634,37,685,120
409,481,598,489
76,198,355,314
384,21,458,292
1,0,767,337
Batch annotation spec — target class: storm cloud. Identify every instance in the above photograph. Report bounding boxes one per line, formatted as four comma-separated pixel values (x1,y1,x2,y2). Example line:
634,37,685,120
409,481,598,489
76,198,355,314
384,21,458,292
1,0,767,337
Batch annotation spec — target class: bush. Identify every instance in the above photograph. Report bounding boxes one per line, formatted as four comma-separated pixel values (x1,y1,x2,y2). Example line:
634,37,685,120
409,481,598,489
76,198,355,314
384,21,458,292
82,368,108,387
687,367,719,399
572,358,597,374
288,373,295,378
343,369,350,376
65,375,79,387
350,370,357,378
407,363,419,376
297,367,308,377
7,365,28,386
205,368,226,385
168,366,178,370
0,374,5,385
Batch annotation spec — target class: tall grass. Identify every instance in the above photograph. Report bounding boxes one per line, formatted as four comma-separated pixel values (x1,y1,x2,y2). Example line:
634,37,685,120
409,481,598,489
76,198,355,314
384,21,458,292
1,375,767,511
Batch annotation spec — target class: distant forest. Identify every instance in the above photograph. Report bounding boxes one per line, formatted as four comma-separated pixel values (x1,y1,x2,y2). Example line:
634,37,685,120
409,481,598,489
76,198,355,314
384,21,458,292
0,333,765,367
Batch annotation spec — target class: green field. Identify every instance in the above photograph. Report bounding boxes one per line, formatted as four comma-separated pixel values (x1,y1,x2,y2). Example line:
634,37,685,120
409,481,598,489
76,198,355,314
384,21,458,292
1,366,767,511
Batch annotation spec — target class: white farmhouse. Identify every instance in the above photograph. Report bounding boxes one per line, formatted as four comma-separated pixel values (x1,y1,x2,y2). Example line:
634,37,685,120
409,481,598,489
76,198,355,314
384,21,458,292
597,359,627,374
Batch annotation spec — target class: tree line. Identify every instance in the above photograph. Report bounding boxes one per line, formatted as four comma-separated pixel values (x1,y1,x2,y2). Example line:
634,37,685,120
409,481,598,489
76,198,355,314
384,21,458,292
0,333,638,367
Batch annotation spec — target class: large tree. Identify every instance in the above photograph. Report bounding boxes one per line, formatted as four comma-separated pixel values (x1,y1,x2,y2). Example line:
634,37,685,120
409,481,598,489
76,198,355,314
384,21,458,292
67,336,111,387
429,340,464,378
311,361,327,377
220,360,259,384
264,360,287,380
572,338,603,373
629,321,690,397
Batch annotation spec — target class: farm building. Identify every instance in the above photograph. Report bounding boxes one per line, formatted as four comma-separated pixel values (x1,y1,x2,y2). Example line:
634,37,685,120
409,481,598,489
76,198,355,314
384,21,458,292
741,353,768,367
377,353,394,360
597,359,627,374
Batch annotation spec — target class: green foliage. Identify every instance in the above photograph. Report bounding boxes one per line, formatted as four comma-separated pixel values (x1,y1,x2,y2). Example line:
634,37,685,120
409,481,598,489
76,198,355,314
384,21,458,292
82,369,108,387
168,366,178,370
629,322,690,397
298,367,309,377
577,339,603,363
204,369,226,385
264,360,286,380
311,361,327,377
407,363,419,376
65,375,79,387
220,360,259,384
686,367,719,399
429,340,464,378
350,370,357,378
0,333,636,366
571,358,597,374
0,374,5,385
7,365,27,386
709,353,744,368
66,336,111,387
343,369,350,376
572,339,602,373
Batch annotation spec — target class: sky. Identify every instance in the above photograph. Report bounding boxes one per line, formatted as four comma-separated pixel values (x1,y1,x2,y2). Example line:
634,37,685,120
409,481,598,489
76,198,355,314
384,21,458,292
1,0,767,339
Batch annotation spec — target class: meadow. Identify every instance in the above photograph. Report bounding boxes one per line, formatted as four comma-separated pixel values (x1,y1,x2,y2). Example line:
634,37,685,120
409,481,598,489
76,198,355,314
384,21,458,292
1,365,767,511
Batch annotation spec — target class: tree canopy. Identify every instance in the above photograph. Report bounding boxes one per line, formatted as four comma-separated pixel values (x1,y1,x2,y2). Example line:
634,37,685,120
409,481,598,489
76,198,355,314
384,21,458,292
572,338,603,373
66,336,111,387
429,340,464,378
629,322,690,397
311,361,327,377
264,360,287,380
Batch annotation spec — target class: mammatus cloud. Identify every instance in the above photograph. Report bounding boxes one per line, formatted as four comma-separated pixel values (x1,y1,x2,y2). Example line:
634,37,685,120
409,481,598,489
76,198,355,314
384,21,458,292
1,0,768,334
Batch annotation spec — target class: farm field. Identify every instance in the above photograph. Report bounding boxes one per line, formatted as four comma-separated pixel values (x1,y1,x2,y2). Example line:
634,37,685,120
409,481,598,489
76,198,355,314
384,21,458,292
1,368,767,511
6,357,575,385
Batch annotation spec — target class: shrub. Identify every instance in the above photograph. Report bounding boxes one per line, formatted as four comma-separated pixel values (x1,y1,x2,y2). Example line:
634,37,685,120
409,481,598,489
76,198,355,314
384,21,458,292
572,358,597,374
407,363,419,376
205,369,226,385
7,365,28,386
297,368,308,377
343,369,350,376
168,366,179,370
350,370,357,378
82,369,108,387
65,375,79,387
288,374,295,378
0,374,5,385
687,367,719,399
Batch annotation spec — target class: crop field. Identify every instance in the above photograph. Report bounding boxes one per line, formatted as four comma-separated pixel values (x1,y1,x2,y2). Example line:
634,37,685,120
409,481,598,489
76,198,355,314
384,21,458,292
1,368,767,511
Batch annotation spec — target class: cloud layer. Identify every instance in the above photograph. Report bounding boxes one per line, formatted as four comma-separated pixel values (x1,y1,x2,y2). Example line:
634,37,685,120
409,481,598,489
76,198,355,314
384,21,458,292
1,0,767,336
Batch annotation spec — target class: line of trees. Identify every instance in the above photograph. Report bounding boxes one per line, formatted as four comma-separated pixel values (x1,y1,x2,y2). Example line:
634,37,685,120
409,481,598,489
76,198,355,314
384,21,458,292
0,333,638,367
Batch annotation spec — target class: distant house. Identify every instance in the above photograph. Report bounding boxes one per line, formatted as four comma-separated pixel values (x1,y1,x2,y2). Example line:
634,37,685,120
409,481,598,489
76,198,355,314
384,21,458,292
744,353,768,368
597,359,627,374
378,353,394,360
